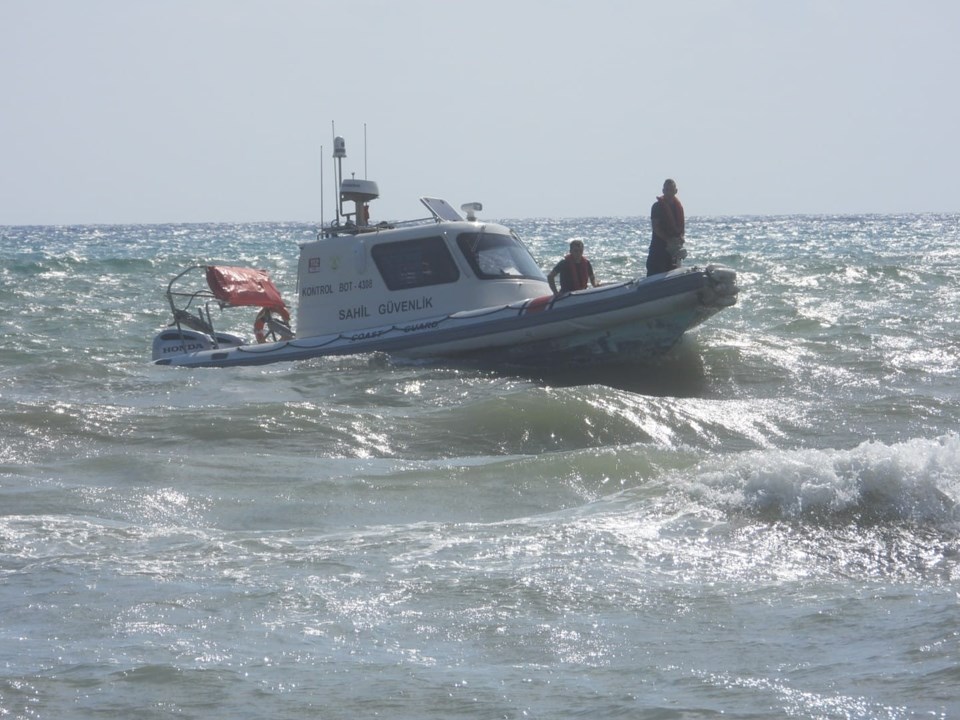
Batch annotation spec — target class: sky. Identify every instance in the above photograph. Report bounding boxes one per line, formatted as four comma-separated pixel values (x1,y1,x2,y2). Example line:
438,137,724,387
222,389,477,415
2,0,958,224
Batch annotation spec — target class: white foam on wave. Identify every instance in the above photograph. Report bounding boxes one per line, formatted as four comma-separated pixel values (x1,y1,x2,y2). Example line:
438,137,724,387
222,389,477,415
684,433,960,524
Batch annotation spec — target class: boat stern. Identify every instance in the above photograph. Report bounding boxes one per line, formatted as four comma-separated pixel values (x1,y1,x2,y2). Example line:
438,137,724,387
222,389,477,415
151,328,246,362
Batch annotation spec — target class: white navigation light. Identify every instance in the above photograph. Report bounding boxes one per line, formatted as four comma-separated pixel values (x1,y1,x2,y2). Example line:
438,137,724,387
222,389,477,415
333,136,346,158
461,202,483,221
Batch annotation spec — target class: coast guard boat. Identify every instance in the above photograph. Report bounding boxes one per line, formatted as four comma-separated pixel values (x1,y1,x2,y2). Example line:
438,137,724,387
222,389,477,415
152,136,738,369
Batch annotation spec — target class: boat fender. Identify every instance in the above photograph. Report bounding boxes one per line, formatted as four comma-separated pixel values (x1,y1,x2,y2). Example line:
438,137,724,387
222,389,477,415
524,295,554,315
254,306,292,343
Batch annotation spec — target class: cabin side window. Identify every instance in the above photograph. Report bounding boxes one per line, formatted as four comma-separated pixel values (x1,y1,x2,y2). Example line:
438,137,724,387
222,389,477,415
371,236,461,291
456,232,547,281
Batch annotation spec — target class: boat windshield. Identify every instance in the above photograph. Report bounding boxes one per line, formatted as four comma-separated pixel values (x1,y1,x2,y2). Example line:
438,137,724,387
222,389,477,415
456,232,547,281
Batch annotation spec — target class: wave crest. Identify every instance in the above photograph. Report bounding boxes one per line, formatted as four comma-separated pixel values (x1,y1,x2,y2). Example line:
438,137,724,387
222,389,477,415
687,434,960,526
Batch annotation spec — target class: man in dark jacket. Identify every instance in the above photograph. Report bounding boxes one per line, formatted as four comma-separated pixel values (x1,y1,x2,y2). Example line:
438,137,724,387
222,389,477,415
647,178,687,276
548,240,599,294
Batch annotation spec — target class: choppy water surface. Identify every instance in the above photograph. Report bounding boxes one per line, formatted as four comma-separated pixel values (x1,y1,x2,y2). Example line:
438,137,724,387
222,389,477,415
2,214,959,719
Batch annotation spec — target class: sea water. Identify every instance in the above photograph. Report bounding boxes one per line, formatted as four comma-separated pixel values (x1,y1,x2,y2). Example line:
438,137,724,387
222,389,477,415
1,214,959,719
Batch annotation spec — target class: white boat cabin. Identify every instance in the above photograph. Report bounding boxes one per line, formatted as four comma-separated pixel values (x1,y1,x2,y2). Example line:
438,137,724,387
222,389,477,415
295,185,551,339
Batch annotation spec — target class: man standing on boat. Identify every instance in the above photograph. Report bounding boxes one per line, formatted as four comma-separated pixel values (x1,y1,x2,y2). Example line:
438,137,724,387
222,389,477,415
548,240,599,294
647,178,688,276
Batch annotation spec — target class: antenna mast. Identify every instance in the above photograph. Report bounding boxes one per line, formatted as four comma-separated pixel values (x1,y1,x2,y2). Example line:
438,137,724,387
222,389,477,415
332,121,345,225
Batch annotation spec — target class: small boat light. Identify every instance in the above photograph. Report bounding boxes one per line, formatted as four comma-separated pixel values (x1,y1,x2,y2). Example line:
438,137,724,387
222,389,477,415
461,202,483,221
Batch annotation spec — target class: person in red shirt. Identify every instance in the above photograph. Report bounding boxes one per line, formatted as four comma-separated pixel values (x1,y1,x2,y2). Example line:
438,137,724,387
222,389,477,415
548,240,599,294
647,178,687,276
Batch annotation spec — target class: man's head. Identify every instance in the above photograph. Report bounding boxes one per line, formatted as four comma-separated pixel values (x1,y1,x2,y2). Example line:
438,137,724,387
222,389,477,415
662,179,678,196
569,240,584,256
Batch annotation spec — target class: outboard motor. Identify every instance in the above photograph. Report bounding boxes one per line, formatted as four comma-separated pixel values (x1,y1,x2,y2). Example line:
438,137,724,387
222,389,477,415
151,328,245,361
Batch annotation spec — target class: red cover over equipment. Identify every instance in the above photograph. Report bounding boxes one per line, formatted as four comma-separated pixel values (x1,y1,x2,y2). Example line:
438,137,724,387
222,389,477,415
205,266,287,311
